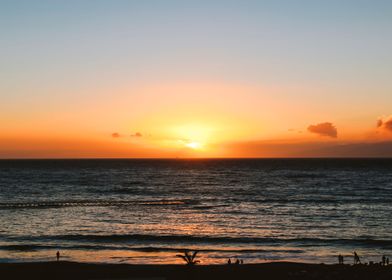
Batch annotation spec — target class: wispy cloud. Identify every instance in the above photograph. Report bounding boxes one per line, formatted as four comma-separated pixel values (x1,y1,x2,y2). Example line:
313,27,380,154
307,122,337,138
112,132,143,138
288,128,303,133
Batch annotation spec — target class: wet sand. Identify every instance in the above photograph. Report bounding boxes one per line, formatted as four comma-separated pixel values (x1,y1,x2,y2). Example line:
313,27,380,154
1,261,392,280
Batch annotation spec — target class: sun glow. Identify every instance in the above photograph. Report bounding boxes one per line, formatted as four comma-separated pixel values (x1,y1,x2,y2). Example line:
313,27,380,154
168,123,213,151
185,141,202,149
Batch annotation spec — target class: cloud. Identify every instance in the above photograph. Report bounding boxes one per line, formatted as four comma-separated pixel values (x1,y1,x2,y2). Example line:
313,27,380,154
377,116,392,132
307,122,337,138
219,140,392,158
112,132,143,139
288,128,303,133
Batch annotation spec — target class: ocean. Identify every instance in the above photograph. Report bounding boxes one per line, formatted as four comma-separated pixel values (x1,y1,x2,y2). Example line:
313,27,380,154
1,159,391,265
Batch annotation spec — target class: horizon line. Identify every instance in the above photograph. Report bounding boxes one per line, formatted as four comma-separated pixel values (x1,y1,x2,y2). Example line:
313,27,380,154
1,157,392,160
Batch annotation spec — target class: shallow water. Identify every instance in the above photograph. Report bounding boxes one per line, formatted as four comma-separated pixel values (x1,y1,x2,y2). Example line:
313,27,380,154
1,159,391,264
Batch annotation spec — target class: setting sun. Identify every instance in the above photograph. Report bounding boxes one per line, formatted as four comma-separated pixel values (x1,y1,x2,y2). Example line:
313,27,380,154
185,141,202,149
0,0,391,160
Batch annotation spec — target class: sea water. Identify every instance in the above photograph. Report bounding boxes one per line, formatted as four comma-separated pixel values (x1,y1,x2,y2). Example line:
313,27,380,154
1,159,391,264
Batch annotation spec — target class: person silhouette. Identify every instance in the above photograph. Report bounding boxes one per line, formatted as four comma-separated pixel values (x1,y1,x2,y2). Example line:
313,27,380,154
56,251,60,261
227,258,231,265
382,255,386,266
338,254,344,264
354,251,360,265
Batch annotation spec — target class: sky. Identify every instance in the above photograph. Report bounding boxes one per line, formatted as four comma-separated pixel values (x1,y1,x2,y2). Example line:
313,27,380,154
1,0,392,158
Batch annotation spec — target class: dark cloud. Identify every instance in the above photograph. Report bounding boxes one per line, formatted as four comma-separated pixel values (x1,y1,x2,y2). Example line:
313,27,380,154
220,140,392,158
131,132,142,137
307,122,337,138
377,116,392,132
111,132,121,138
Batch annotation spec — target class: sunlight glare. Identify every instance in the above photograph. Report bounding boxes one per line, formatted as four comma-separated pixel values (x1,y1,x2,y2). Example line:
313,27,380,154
185,141,202,149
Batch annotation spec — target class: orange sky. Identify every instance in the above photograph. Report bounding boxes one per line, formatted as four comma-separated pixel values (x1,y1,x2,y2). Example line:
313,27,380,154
1,82,392,158
1,1,392,158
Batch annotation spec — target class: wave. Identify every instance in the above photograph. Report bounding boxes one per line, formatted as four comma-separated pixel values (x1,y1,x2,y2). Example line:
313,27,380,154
0,199,188,209
0,243,305,253
3,197,391,210
252,198,392,204
0,244,122,251
283,173,328,179
3,234,392,248
0,244,53,251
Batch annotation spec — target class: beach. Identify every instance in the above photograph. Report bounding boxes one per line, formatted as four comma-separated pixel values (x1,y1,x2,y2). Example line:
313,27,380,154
1,261,392,280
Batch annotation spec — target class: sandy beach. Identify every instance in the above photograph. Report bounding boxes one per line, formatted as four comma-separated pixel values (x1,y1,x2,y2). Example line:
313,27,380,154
1,261,392,280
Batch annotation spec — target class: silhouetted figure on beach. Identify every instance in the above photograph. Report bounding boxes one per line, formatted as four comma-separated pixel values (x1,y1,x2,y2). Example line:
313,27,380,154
354,251,361,265
235,259,240,265
227,258,231,265
338,254,344,264
240,259,244,264
382,255,386,266
56,251,60,261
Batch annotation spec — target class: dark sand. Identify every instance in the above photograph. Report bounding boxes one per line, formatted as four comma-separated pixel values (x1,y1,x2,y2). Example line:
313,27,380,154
1,262,392,280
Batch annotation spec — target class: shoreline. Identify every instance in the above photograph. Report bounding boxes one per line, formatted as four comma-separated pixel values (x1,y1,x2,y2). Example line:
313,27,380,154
1,261,392,280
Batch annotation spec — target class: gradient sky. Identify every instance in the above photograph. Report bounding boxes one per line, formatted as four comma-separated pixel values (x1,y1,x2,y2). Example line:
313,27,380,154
1,0,392,158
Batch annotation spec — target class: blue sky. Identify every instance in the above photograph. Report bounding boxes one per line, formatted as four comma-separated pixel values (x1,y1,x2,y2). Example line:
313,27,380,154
2,0,391,87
